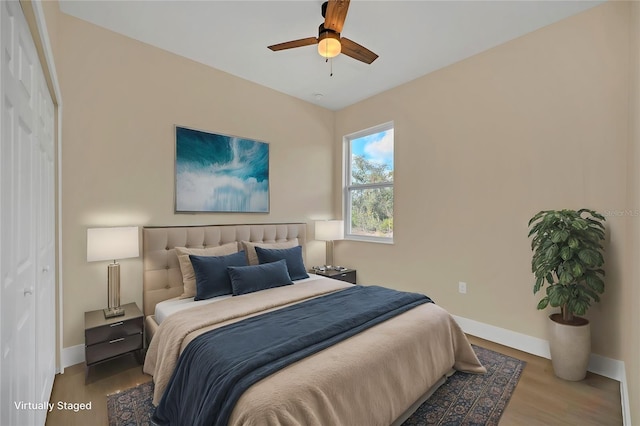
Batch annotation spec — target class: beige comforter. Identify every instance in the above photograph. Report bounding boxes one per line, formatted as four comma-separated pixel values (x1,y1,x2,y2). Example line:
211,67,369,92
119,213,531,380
144,277,485,426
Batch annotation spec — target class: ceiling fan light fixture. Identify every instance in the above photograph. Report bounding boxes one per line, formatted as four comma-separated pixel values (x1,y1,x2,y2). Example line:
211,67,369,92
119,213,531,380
318,31,341,59
268,1,378,64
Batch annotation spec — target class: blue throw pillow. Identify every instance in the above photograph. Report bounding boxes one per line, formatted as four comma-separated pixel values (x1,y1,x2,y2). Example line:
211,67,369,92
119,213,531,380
190,251,247,300
227,259,293,296
254,245,309,281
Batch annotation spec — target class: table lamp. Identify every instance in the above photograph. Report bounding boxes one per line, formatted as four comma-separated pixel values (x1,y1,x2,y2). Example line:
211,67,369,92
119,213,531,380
315,220,344,268
87,226,139,318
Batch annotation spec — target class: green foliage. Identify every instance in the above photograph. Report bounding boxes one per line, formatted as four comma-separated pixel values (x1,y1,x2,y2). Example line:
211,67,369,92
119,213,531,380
351,156,392,185
527,209,606,322
351,155,393,237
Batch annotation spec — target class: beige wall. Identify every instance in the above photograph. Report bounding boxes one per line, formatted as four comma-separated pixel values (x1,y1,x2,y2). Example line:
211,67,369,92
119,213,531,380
55,12,335,348
40,0,59,60
335,1,631,363
624,1,640,420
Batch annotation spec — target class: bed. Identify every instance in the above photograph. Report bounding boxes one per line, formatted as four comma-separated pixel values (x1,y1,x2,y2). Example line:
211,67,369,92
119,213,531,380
142,223,485,426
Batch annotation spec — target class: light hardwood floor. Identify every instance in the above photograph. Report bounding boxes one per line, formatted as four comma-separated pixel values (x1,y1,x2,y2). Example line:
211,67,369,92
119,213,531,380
467,336,622,425
45,336,622,426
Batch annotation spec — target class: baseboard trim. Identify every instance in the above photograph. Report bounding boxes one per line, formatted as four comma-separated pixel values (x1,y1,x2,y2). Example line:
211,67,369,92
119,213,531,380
619,363,632,426
61,344,84,369
452,315,630,425
453,315,551,359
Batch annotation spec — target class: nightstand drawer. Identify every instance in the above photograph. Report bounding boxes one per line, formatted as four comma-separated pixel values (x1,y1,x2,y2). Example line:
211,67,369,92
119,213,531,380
331,270,356,284
313,268,357,284
85,333,143,365
85,317,143,346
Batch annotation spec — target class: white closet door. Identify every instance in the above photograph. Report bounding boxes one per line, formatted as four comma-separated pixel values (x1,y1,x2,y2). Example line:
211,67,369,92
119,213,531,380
1,1,56,425
34,44,56,426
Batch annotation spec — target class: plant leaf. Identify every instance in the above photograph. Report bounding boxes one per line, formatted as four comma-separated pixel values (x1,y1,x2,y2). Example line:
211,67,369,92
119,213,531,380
551,229,570,243
548,285,569,307
559,269,574,285
560,246,573,261
537,297,549,310
568,297,590,316
546,244,559,261
572,262,584,277
571,219,589,230
534,276,544,294
528,211,545,227
567,236,580,249
578,249,601,267
585,274,605,293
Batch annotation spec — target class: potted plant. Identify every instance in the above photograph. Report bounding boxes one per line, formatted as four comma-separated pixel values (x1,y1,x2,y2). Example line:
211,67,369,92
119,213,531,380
527,209,606,381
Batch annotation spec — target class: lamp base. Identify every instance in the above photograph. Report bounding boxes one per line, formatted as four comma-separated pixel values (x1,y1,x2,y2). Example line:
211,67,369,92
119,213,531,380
103,306,125,319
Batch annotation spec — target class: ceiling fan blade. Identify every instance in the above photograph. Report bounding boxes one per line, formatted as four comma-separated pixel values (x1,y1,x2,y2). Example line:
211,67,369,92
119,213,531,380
340,38,378,64
268,37,318,51
324,0,350,33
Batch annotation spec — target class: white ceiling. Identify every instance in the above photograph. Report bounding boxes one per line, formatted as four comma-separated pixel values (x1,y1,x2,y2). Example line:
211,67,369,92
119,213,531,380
59,0,603,111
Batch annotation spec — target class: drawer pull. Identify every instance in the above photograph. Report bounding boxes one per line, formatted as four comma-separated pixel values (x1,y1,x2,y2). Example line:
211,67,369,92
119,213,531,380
109,338,125,344
110,322,124,328
340,274,347,277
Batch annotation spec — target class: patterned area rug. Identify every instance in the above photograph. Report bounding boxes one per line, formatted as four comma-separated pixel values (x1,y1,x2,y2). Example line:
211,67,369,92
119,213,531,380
401,345,525,425
107,345,525,426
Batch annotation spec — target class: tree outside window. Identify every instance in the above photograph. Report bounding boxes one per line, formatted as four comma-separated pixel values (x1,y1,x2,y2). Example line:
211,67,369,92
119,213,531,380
344,123,394,242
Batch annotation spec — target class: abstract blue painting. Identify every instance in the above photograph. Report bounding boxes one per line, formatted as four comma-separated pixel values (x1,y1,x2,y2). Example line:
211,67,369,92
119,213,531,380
175,126,269,213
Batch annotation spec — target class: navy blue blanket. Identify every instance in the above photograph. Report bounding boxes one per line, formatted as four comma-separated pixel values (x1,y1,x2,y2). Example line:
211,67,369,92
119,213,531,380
152,285,432,426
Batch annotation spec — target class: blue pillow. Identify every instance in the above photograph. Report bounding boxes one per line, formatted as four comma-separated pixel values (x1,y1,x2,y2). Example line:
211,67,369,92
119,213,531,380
255,245,309,281
227,259,293,296
190,251,247,300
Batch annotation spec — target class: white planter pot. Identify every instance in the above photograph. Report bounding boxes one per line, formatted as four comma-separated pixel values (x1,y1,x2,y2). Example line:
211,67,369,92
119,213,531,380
548,313,591,381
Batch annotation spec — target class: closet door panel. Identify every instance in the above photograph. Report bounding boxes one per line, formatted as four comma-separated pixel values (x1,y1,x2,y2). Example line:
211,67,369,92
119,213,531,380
1,1,55,425
35,67,56,421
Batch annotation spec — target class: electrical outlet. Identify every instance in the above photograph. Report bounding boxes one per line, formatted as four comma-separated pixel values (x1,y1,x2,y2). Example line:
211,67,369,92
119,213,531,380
458,281,467,294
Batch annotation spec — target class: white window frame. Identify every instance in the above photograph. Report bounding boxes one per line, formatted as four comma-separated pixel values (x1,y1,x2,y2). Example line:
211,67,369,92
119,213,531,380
343,121,394,244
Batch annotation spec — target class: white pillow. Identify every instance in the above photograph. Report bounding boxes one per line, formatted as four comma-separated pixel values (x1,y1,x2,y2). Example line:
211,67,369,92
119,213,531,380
175,242,239,299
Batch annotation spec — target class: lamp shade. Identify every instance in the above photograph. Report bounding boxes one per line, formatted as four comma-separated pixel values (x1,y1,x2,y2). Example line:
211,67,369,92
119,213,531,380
87,227,139,262
318,32,341,59
315,220,344,241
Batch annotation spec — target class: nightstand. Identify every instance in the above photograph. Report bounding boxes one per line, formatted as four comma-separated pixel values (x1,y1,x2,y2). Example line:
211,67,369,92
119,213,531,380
314,268,357,284
84,302,143,381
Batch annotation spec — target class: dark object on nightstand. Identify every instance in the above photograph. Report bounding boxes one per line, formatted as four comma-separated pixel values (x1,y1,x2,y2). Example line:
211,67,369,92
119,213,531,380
314,268,357,284
84,302,143,382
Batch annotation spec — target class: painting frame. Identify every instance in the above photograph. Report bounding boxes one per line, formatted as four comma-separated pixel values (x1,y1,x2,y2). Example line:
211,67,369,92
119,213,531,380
174,126,270,213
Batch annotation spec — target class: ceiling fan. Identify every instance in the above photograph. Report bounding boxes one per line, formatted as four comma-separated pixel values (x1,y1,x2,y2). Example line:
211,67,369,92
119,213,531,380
267,0,378,65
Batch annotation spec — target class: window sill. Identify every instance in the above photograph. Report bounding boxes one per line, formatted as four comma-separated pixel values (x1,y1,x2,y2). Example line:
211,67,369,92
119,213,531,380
345,235,394,245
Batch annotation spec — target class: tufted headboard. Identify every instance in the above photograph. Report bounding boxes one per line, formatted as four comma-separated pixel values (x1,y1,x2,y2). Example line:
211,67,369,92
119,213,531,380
142,223,307,317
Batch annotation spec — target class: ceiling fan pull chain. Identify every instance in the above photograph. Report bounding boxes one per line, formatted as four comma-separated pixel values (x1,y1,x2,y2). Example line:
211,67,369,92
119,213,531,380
330,57,334,77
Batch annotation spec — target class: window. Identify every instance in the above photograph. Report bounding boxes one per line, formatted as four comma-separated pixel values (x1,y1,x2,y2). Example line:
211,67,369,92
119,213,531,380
344,122,394,243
